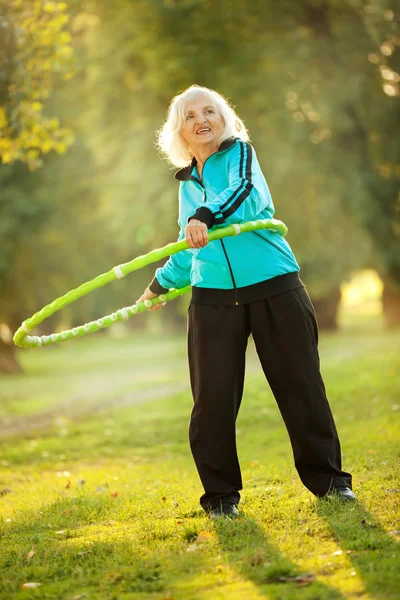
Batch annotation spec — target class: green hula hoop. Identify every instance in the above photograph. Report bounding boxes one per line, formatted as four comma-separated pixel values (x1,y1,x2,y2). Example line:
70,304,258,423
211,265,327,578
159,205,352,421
13,218,287,349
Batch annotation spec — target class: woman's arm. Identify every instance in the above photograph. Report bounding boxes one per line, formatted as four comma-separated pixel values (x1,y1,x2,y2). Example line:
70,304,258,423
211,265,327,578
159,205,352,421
137,226,193,310
147,226,193,294
188,141,273,229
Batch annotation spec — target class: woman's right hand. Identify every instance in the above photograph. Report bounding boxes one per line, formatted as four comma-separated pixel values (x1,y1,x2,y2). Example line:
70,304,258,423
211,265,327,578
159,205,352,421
136,287,166,312
185,219,208,249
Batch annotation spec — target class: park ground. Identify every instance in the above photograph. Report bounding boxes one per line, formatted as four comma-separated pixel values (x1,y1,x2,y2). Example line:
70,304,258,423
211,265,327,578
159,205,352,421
0,312,399,600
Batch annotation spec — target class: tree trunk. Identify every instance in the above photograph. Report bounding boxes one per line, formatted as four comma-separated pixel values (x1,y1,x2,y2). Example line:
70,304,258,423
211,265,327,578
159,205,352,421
0,337,22,373
382,279,400,327
311,286,341,331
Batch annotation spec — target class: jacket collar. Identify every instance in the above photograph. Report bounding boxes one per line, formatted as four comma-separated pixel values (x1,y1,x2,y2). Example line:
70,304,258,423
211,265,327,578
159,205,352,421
174,136,238,181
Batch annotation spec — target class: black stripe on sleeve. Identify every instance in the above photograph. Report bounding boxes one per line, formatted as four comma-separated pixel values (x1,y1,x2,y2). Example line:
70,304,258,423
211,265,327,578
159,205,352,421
219,143,245,212
221,144,254,218
245,143,253,182
219,142,254,214
222,181,254,219
219,182,245,212
239,141,244,179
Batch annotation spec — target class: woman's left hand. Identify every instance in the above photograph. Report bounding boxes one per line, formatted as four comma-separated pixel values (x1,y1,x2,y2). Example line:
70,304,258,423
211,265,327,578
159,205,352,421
185,219,208,249
136,288,165,311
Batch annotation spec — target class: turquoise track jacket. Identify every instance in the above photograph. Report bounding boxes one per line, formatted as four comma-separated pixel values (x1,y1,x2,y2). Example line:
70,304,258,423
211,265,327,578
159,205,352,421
152,137,299,296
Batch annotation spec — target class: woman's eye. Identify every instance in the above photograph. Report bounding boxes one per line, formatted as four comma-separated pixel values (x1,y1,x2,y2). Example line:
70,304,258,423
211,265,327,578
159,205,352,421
186,114,193,120
206,109,214,114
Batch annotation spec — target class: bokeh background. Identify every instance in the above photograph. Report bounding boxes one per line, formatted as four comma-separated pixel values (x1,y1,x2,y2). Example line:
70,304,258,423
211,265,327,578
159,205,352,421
0,0,399,373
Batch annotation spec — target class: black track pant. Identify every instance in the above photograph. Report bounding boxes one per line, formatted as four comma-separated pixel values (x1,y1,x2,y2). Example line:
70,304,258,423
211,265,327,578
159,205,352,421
188,286,352,511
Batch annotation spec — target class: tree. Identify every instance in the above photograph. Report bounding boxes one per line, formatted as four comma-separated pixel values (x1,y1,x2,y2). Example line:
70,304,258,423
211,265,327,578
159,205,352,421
278,0,400,324
0,0,76,170
0,0,77,371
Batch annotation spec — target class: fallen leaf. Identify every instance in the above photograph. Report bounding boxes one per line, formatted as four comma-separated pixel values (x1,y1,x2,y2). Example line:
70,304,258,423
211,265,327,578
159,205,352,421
77,551,91,557
161,496,167,502
110,491,118,498
176,521,183,525
388,530,400,536
296,574,315,586
55,530,66,535
216,564,224,573
0,488,12,496
332,550,343,556
65,481,71,489
26,550,35,561
195,530,212,543
21,582,41,590
107,573,123,583
62,505,78,515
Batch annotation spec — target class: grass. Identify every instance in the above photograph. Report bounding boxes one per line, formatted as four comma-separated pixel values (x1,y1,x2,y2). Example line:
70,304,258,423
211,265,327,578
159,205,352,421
0,315,399,599
0,333,188,420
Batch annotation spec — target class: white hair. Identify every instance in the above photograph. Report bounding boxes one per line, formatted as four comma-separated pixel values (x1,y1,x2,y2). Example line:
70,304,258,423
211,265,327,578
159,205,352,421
156,85,250,168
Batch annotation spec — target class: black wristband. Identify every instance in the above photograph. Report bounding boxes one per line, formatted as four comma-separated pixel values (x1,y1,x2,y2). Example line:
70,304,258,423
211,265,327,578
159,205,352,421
188,206,214,229
149,277,169,295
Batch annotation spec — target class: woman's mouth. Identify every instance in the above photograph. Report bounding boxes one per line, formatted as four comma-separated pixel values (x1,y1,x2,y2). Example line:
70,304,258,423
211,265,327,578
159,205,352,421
196,128,211,135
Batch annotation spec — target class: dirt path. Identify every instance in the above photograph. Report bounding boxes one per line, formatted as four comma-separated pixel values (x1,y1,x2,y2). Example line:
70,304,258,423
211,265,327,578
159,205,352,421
0,381,189,439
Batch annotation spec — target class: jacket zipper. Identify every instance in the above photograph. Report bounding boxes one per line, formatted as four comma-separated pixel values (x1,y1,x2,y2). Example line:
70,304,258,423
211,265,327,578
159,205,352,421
191,161,239,305
220,239,238,305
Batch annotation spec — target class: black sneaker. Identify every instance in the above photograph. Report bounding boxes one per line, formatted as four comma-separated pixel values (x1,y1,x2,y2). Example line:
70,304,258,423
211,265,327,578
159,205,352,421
209,502,239,519
326,486,357,502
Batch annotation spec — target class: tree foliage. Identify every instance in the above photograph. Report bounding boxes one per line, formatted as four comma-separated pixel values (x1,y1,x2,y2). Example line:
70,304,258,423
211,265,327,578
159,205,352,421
0,0,76,170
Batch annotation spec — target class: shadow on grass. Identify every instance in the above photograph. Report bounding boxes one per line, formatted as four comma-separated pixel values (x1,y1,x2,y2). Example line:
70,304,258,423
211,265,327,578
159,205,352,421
3,484,399,599
316,498,400,600
0,494,209,599
2,492,350,600
213,514,346,599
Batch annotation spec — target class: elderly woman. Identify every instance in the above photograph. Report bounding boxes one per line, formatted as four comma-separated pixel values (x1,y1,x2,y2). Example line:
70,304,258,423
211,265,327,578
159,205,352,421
137,85,355,518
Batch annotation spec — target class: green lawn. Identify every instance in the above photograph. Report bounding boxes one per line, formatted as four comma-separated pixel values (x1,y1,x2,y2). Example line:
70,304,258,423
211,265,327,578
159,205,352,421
0,318,399,599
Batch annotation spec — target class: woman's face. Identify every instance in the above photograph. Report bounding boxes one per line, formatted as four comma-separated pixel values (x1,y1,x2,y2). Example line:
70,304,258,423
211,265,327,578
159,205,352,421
180,94,225,154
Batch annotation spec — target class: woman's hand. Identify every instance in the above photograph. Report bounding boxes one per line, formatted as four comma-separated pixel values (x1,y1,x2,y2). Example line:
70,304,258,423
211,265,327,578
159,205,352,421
136,288,166,311
185,219,208,249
